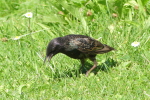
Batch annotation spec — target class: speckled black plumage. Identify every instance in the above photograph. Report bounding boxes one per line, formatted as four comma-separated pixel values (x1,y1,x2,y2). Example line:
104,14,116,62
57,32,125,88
44,34,115,76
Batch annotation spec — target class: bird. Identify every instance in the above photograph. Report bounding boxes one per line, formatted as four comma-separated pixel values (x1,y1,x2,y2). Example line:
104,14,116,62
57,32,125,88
44,34,115,76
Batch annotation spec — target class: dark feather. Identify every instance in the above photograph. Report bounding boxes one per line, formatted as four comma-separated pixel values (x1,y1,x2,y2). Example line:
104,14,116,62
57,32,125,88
44,34,115,76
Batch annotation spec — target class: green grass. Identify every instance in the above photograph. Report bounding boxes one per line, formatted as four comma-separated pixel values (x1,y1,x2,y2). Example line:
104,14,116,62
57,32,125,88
0,0,150,99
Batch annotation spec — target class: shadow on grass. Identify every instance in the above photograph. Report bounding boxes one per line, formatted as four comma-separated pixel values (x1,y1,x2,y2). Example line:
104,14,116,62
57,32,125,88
80,58,117,75
53,58,117,78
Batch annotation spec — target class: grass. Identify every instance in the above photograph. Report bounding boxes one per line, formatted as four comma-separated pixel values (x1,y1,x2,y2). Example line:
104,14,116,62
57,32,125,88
0,0,150,99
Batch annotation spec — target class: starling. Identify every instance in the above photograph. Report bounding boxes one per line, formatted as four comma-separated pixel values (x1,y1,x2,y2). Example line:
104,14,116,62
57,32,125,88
44,34,115,76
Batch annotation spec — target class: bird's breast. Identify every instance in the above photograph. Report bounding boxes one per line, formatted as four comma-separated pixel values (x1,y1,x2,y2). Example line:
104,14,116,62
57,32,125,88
61,49,86,59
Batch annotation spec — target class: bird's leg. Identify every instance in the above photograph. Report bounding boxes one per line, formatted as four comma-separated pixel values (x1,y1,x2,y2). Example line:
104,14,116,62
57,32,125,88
86,57,97,76
79,59,85,71
80,59,85,67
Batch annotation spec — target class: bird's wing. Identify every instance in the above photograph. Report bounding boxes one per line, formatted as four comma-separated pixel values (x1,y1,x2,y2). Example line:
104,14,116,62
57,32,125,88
66,37,104,54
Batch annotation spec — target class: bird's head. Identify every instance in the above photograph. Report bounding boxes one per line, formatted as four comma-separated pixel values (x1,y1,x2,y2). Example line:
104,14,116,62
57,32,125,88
44,38,62,63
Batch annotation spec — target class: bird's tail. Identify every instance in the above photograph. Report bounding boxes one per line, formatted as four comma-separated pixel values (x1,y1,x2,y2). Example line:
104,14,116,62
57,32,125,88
97,44,115,54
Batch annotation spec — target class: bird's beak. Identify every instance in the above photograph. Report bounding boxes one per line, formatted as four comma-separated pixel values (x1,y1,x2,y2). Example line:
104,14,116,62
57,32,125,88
43,56,52,64
43,56,48,64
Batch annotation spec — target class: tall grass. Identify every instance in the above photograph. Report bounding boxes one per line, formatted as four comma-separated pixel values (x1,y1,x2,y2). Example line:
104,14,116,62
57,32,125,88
0,0,150,99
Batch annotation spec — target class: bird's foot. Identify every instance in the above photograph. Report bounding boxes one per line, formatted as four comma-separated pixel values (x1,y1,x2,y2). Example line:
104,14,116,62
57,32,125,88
85,71,89,77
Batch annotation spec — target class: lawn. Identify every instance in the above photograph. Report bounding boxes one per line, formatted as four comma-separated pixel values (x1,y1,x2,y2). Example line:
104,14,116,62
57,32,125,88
0,0,150,99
